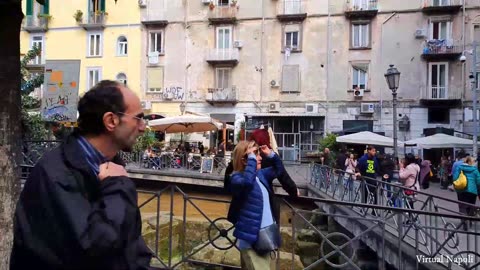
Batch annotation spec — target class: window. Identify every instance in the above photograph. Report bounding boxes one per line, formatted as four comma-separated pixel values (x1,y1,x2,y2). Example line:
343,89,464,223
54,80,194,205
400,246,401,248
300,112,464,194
88,33,102,57
217,0,230,6
352,23,369,48
474,25,480,60
432,0,450,7
116,73,127,86
31,35,44,65
215,68,232,89
352,0,370,10
282,24,302,51
428,108,449,124
149,31,164,54
429,62,448,99
216,26,232,49
284,0,301,14
147,67,164,92
87,67,102,90
352,63,368,90
281,65,300,92
117,36,128,56
430,21,451,40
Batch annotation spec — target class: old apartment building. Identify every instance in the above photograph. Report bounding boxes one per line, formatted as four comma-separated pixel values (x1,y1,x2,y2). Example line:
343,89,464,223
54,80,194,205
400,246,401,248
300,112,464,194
20,0,480,161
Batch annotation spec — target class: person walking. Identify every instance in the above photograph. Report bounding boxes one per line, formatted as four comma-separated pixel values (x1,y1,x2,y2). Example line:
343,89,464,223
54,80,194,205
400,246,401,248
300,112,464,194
452,156,480,217
356,146,380,212
344,153,357,200
451,152,467,191
380,154,396,201
399,154,421,223
10,80,152,269
225,141,284,269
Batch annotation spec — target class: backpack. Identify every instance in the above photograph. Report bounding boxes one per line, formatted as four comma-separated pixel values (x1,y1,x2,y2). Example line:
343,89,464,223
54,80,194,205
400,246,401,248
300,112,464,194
453,170,467,190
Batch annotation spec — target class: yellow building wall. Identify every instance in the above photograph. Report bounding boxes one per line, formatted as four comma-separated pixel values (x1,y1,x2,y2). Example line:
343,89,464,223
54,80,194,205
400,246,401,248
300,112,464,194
20,0,143,97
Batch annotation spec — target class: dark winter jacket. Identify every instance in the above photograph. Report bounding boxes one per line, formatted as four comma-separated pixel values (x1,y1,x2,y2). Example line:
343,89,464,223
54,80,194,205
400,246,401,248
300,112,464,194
10,134,152,270
224,154,297,223
356,154,380,180
225,153,285,244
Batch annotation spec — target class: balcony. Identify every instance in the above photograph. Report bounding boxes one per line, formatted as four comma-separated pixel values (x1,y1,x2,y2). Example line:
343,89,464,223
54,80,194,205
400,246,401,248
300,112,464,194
206,48,239,66
23,15,48,33
422,0,462,15
420,86,462,107
206,87,238,105
208,5,238,25
80,12,106,30
421,40,462,61
141,9,168,27
344,0,378,19
276,0,307,22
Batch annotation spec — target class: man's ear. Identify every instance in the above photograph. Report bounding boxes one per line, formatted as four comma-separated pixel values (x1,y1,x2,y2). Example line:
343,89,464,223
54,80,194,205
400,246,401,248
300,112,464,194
103,112,118,132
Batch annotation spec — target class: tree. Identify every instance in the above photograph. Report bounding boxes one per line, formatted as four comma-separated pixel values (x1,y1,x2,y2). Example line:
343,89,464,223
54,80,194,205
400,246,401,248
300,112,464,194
0,0,24,267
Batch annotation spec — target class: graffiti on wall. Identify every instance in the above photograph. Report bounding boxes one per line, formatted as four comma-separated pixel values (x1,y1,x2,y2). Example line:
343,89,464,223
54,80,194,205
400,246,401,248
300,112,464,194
41,60,80,122
147,86,185,101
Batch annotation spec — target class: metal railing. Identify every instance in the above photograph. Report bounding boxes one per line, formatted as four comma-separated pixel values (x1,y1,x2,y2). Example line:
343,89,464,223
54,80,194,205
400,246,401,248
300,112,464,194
309,164,480,269
138,184,480,269
85,12,106,25
24,15,48,28
421,85,462,100
208,5,237,19
277,0,306,15
206,48,239,62
423,40,462,56
206,87,238,103
345,0,378,11
423,0,463,8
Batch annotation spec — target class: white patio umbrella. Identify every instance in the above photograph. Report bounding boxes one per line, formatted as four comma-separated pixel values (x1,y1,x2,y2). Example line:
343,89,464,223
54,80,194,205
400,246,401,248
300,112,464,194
405,133,477,149
336,131,404,147
148,115,223,133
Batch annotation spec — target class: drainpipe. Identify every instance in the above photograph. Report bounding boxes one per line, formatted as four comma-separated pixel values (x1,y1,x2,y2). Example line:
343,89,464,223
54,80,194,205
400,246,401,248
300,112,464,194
259,0,265,111
184,0,189,113
325,0,330,136
462,0,466,112
380,12,396,132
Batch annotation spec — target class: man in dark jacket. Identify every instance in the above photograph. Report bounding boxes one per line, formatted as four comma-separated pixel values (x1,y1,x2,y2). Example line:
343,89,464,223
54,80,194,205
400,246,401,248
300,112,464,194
356,145,380,207
11,81,153,270
224,128,298,223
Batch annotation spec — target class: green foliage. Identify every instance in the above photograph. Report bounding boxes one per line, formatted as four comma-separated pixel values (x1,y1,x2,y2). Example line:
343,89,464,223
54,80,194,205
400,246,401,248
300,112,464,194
133,129,158,153
318,133,340,152
73,10,83,22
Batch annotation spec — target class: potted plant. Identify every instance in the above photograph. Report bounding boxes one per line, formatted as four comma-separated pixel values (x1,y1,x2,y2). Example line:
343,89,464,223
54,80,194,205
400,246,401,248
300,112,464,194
37,13,52,22
73,10,83,23
209,1,215,10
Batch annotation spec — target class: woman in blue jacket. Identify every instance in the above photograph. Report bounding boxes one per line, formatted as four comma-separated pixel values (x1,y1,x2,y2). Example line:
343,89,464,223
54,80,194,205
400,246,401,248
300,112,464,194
452,156,480,215
226,140,284,269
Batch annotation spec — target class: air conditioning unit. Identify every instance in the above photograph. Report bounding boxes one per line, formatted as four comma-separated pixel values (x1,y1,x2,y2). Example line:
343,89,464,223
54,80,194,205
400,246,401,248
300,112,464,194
268,102,280,113
148,51,159,65
138,0,147,8
233,40,243,48
141,100,152,110
202,0,211,4
305,103,318,114
360,103,375,114
354,88,364,97
415,29,427,39
270,80,280,88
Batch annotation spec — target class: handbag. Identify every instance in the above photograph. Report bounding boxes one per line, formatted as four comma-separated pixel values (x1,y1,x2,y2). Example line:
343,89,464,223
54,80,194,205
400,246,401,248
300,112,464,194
253,223,281,255
453,170,467,190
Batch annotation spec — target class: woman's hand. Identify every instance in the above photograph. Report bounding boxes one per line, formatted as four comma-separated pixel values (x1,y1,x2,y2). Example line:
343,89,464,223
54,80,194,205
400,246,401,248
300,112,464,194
259,145,272,157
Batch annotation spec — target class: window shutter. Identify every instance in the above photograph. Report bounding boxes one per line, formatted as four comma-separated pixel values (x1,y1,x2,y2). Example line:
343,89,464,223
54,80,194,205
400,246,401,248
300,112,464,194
147,67,164,91
43,0,49,14
26,0,33,15
282,65,300,93
100,0,106,12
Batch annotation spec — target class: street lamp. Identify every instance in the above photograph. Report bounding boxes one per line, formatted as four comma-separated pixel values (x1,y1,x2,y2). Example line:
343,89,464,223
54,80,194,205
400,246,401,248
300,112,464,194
385,64,401,164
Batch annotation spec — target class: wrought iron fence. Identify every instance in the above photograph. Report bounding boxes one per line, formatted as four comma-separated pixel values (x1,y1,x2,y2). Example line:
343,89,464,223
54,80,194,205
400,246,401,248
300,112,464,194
138,185,480,270
310,164,480,269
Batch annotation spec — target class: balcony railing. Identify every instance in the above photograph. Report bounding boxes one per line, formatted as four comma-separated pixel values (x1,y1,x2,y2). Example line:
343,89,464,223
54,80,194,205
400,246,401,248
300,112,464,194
80,12,106,30
277,0,307,21
422,0,462,14
421,39,462,60
23,15,48,33
344,0,378,18
422,86,462,100
205,48,239,65
206,87,238,105
208,5,237,24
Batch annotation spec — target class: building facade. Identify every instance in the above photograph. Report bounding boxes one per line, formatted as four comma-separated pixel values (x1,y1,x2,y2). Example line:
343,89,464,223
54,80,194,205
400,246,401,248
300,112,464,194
21,0,480,161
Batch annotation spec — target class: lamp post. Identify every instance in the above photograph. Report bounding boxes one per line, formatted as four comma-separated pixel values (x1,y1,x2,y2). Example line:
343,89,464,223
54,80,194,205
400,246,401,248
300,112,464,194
470,43,478,161
385,65,401,164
